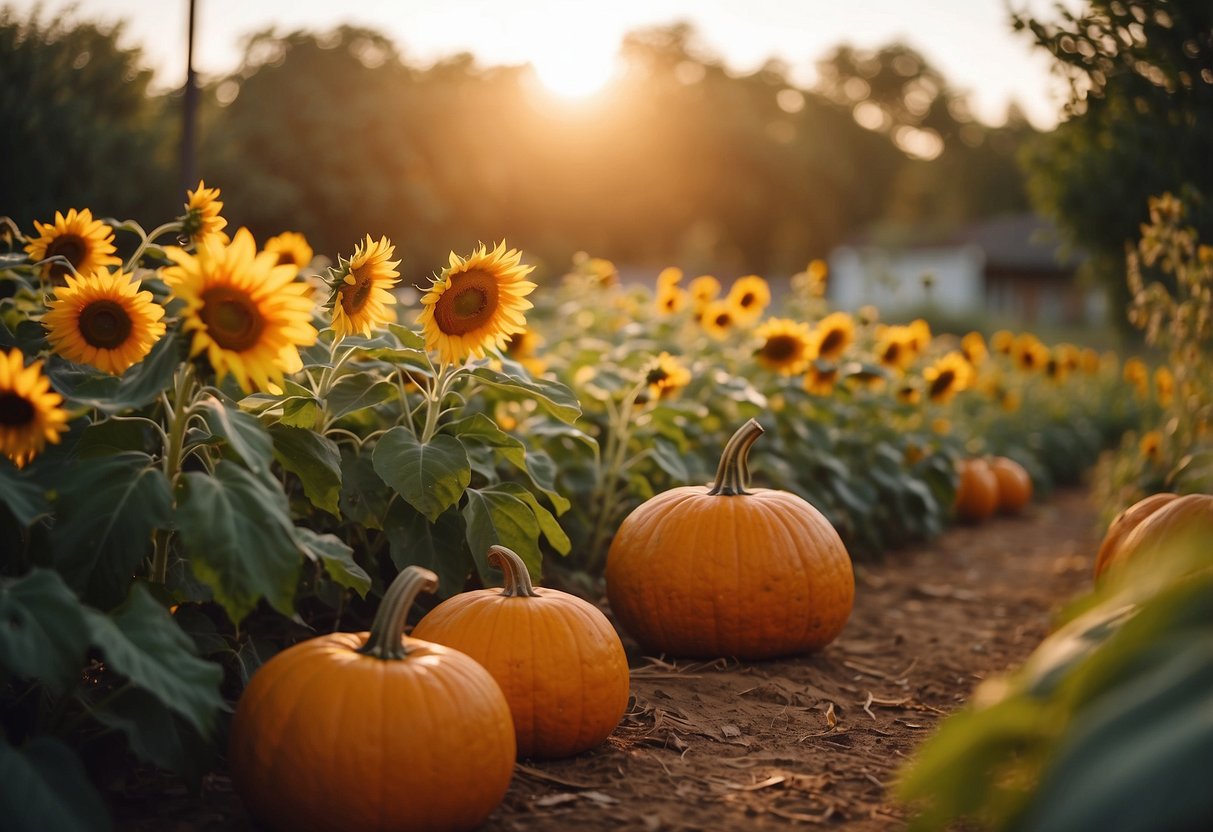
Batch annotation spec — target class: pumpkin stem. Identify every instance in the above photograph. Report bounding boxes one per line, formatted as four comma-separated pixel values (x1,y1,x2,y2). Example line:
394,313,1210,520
708,418,764,496
487,545,540,597
357,566,439,660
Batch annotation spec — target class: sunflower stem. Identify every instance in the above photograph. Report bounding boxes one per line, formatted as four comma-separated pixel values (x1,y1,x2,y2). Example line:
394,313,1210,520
151,363,197,584
124,221,183,271
357,566,439,660
420,363,460,443
585,378,646,572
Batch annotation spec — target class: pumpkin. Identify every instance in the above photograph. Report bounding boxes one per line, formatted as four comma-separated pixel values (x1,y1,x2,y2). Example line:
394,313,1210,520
1096,493,1212,579
412,545,630,759
604,418,854,660
229,567,515,832
1093,492,1178,578
954,458,998,522
988,456,1033,513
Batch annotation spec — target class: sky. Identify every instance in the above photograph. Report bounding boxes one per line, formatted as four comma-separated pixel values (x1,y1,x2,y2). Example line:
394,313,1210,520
7,0,1070,128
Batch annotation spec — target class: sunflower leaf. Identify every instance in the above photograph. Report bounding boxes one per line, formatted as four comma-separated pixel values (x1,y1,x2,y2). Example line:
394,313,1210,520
467,366,582,424
91,686,216,788
339,446,391,530
268,424,342,517
175,462,301,623
54,331,180,414
384,502,472,598
372,427,470,523
0,569,90,690
462,487,542,583
326,374,399,422
48,451,172,609
443,413,527,470
193,396,273,476
486,481,572,555
0,466,48,527
293,526,371,596
0,737,112,832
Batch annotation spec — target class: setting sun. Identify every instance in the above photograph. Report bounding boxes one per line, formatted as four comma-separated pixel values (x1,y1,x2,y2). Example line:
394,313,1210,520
529,44,620,99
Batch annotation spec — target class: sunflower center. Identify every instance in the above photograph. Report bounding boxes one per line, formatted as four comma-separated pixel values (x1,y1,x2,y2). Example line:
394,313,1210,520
200,286,265,352
340,268,374,315
929,370,956,398
714,313,731,328
78,299,133,349
882,343,901,363
433,269,499,336
45,234,87,277
819,329,845,356
739,292,756,308
763,335,800,362
0,392,35,427
277,252,299,267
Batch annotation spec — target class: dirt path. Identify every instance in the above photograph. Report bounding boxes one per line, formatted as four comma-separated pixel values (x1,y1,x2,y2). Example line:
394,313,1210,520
115,488,1100,831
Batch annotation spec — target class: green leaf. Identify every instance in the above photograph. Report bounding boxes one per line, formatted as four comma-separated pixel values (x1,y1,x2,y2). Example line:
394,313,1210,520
269,424,342,516
444,412,527,470
91,687,215,786
463,487,542,583
519,447,571,514
0,569,89,689
0,466,48,526
383,502,472,598
293,526,371,596
55,332,180,414
339,446,391,530
0,737,112,832
373,428,471,522
49,452,171,608
194,396,273,476
490,482,572,555
175,462,301,622
468,366,582,424
650,436,689,481
388,323,427,351
326,374,399,421
73,418,150,458
83,583,225,737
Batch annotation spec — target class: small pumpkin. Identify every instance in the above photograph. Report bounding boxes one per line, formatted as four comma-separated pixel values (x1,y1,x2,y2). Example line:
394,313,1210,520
604,418,854,660
1093,492,1178,578
229,567,515,832
988,456,1033,513
412,545,630,760
954,458,998,522
1096,493,1212,579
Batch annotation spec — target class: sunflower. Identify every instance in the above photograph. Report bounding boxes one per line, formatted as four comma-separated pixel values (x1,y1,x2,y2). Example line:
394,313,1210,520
1122,358,1149,397
655,284,689,316
754,317,815,375
923,351,975,403
24,208,121,283
960,331,988,365
805,258,829,298
812,311,855,362
1013,334,1050,373
657,266,683,291
1154,366,1175,407
804,360,839,396
687,275,721,309
906,318,932,353
163,228,318,393
504,328,547,376
328,235,401,340
1139,430,1163,462
1044,352,1069,384
1081,348,1102,374
895,381,921,405
417,241,536,365
265,232,315,277
181,180,229,248
644,352,692,400
874,325,915,372
990,329,1016,356
726,275,771,324
0,348,69,468
700,299,737,340
43,269,166,375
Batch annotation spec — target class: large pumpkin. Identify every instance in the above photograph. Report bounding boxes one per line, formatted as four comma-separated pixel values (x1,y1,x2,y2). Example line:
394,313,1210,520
954,458,999,522
988,456,1033,513
604,418,854,660
412,545,630,760
229,567,516,832
1095,493,1212,579
1093,492,1178,578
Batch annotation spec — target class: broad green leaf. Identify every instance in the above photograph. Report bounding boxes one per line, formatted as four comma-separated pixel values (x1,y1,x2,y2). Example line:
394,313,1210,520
0,569,89,689
83,583,225,737
490,482,572,555
194,396,273,476
388,323,428,351
269,424,342,516
73,418,149,458
444,413,527,470
293,526,371,596
175,462,301,622
0,737,112,832
49,452,171,608
384,502,473,598
360,346,432,373
519,447,571,514
92,687,215,786
0,466,48,526
280,395,322,429
650,436,689,482
239,381,320,429
463,487,542,583
339,446,392,530
56,332,180,414
326,374,399,421
468,366,582,424
373,428,471,522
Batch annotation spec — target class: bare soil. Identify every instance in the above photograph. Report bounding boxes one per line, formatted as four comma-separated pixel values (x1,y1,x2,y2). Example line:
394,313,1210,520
113,488,1100,831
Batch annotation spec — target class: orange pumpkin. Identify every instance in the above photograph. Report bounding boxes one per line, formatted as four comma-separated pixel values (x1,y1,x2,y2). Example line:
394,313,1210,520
989,456,1033,513
1096,493,1212,578
954,458,999,522
604,418,854,660
1093,492,1179,578
412,545,630,760
229,567,515,832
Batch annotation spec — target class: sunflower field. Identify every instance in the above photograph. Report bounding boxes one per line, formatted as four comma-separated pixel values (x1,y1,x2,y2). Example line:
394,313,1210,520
0,181,1183,828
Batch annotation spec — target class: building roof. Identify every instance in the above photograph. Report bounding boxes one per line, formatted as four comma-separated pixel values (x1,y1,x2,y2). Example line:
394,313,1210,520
951,213,1084,273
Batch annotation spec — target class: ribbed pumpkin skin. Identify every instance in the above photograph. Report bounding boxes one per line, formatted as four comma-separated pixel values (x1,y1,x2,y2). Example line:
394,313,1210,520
605,485,854,660
412,589,630,759
989,456,1033,513
1098,493,1213,577
954,459,999,522
1093,492,1179,578
229,633,515,832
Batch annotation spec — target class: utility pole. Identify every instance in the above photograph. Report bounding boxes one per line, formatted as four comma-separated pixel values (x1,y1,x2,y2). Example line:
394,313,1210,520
181,0,199,194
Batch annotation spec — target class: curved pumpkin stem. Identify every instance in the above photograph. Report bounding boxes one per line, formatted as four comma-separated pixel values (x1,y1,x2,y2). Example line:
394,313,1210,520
487,545,540,597
707,418,764,496
357,566,439,660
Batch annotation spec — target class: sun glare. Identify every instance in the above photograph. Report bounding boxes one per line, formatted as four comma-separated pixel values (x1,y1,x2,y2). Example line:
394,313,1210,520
530,46,619,99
